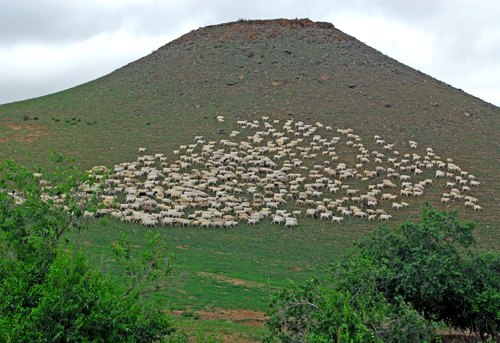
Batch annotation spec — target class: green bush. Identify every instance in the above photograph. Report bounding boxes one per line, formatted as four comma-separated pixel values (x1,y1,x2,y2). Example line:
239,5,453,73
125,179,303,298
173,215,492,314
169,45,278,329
266,204,500,342
0,156,174,342
358,203,500,339
266,254,438,342
0,248,172,342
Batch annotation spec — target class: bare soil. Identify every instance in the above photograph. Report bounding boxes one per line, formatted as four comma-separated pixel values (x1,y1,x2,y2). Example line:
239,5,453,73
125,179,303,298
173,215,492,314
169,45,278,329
196,272,268,289
171,308,268,327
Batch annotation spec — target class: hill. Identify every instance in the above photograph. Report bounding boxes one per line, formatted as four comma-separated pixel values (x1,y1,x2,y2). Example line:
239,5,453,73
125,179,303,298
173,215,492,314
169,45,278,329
1,17,498,232
1,18,500,340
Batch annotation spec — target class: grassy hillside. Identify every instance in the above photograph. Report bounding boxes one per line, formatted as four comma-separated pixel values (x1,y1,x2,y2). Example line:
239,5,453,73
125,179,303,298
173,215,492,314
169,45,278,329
1,18,499,341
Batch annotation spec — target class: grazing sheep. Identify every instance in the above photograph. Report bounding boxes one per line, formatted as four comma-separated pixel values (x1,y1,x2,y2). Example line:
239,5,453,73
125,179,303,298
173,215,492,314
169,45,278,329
354,211,366,218
320,212,332,220
379,214,392,221
74,118,483,231
341,209,352,217
392,203,403,210
306,209,317,218
272,216,284,224
331,216,343,224
469,180,480,187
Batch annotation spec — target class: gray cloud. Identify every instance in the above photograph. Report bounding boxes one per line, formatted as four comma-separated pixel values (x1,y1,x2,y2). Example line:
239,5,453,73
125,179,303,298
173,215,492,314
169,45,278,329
1,0,499,105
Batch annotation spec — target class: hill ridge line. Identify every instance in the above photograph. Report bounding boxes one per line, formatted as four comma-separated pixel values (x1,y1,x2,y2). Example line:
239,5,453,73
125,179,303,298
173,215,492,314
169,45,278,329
161,18,352,49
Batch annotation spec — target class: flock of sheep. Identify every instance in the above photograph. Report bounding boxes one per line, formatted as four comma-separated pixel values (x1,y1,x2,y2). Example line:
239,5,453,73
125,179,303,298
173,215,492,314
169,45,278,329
75,116,481,228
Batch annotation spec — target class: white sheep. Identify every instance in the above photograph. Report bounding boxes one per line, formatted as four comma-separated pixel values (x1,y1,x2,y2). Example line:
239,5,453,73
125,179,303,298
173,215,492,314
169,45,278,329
331,216,343,224
392,203,403,210
378,214,392,221
320,212,332,220
354,211,366,218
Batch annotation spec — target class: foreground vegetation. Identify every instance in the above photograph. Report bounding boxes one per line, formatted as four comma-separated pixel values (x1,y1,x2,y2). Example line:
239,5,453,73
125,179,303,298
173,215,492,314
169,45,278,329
2,156,500,342
267,204,500,342
0,156,177,342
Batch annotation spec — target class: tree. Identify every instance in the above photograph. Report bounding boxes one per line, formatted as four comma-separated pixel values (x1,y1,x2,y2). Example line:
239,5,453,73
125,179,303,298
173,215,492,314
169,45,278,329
266,252,438,343
266,204,500,342
0,154,174,342
357,203,500,339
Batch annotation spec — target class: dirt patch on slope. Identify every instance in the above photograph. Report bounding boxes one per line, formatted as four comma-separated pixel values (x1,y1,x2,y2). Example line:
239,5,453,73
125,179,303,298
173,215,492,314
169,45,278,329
197,309,268,327
171,308,268,327
196,272,268,289
0,122,47,142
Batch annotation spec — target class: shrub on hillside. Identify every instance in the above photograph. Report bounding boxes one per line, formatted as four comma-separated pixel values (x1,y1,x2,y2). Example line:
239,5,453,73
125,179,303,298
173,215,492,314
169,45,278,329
0,155,174,342
266,204,500,342
358,203,500,339
265,254,438,343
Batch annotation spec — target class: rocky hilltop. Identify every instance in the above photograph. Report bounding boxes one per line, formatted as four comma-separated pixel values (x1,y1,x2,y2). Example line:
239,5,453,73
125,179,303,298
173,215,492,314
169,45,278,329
166,18,346,46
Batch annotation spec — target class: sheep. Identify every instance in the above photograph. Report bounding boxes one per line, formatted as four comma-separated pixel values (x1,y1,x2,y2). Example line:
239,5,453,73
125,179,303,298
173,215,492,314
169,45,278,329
306,209,317,218
320,212,332,220
248,218,259,225
328,186,339,193
79,119,484,231
341,209,352,217
354,211,366,218
464,201,474,208
272,216,284,224
378,214,392,221
381,193,394,201
331,216,343,224
392,203,403,210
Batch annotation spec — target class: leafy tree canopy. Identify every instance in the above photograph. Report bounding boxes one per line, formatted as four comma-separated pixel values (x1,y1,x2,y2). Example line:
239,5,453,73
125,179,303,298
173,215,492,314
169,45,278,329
266,204,500,342
0,155,174,342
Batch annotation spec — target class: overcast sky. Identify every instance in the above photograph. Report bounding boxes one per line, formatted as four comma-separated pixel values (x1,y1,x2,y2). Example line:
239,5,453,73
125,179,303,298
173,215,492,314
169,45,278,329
1,0,499,106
